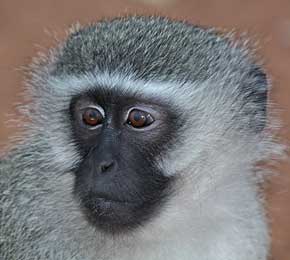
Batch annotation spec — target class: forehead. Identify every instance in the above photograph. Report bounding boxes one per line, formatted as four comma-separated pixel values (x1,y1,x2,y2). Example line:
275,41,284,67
70,85,173,110
47,72,194,111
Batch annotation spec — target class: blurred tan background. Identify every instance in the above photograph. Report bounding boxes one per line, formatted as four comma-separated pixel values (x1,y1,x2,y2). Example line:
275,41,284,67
0,0,289,259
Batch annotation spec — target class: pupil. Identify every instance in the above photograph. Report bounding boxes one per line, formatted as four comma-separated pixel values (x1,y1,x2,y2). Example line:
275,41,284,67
89,111,97,119
134,112,143,122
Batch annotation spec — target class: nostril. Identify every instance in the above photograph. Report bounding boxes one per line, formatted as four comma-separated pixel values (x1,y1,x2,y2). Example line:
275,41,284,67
100,161,114,173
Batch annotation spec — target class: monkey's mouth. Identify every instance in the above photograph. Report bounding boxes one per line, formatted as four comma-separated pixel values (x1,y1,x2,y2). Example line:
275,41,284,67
80,193,145,232
91,196,140,210
83,193,140,211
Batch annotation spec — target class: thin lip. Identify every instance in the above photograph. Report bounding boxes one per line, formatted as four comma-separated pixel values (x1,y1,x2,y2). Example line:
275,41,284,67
93,194,139,205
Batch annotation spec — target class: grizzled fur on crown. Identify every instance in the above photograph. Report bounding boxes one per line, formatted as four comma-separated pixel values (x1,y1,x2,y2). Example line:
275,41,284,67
53,16,258,83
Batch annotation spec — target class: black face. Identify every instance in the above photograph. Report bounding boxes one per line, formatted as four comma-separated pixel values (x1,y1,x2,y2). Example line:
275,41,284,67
69,88,180,233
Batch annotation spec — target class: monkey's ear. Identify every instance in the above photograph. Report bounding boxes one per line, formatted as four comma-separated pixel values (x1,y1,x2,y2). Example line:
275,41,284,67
245,66,268,133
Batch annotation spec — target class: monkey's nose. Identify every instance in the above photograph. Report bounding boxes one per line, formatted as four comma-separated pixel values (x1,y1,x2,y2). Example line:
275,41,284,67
98,160,115,173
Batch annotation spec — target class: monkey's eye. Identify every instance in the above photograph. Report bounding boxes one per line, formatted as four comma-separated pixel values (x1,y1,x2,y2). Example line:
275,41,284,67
82,107,104,127
127,109,155,128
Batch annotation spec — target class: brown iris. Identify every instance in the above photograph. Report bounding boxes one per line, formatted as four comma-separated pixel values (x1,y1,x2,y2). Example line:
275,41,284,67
82,107,103,127
127,109,154,128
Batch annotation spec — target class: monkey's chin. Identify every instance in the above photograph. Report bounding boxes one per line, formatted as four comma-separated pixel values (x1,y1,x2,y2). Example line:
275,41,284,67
82,197,144,233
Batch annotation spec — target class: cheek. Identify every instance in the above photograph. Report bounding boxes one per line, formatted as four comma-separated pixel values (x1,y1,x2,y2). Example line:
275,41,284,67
120,132,169,162
46,126,82,172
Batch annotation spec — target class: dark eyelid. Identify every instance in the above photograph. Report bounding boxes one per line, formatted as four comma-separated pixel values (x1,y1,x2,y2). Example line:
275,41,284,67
79,105,105,117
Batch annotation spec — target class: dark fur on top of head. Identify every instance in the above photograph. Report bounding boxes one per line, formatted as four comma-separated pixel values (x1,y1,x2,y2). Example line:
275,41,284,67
0,16,284,260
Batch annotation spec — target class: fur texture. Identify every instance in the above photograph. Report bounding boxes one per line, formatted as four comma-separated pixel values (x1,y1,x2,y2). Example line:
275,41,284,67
0,16,284,260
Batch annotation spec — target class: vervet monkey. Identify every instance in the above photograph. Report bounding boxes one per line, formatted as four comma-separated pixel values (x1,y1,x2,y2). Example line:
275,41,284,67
0,16,283,260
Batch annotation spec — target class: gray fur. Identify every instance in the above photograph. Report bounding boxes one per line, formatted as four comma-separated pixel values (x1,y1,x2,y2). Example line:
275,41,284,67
0,16,284,260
